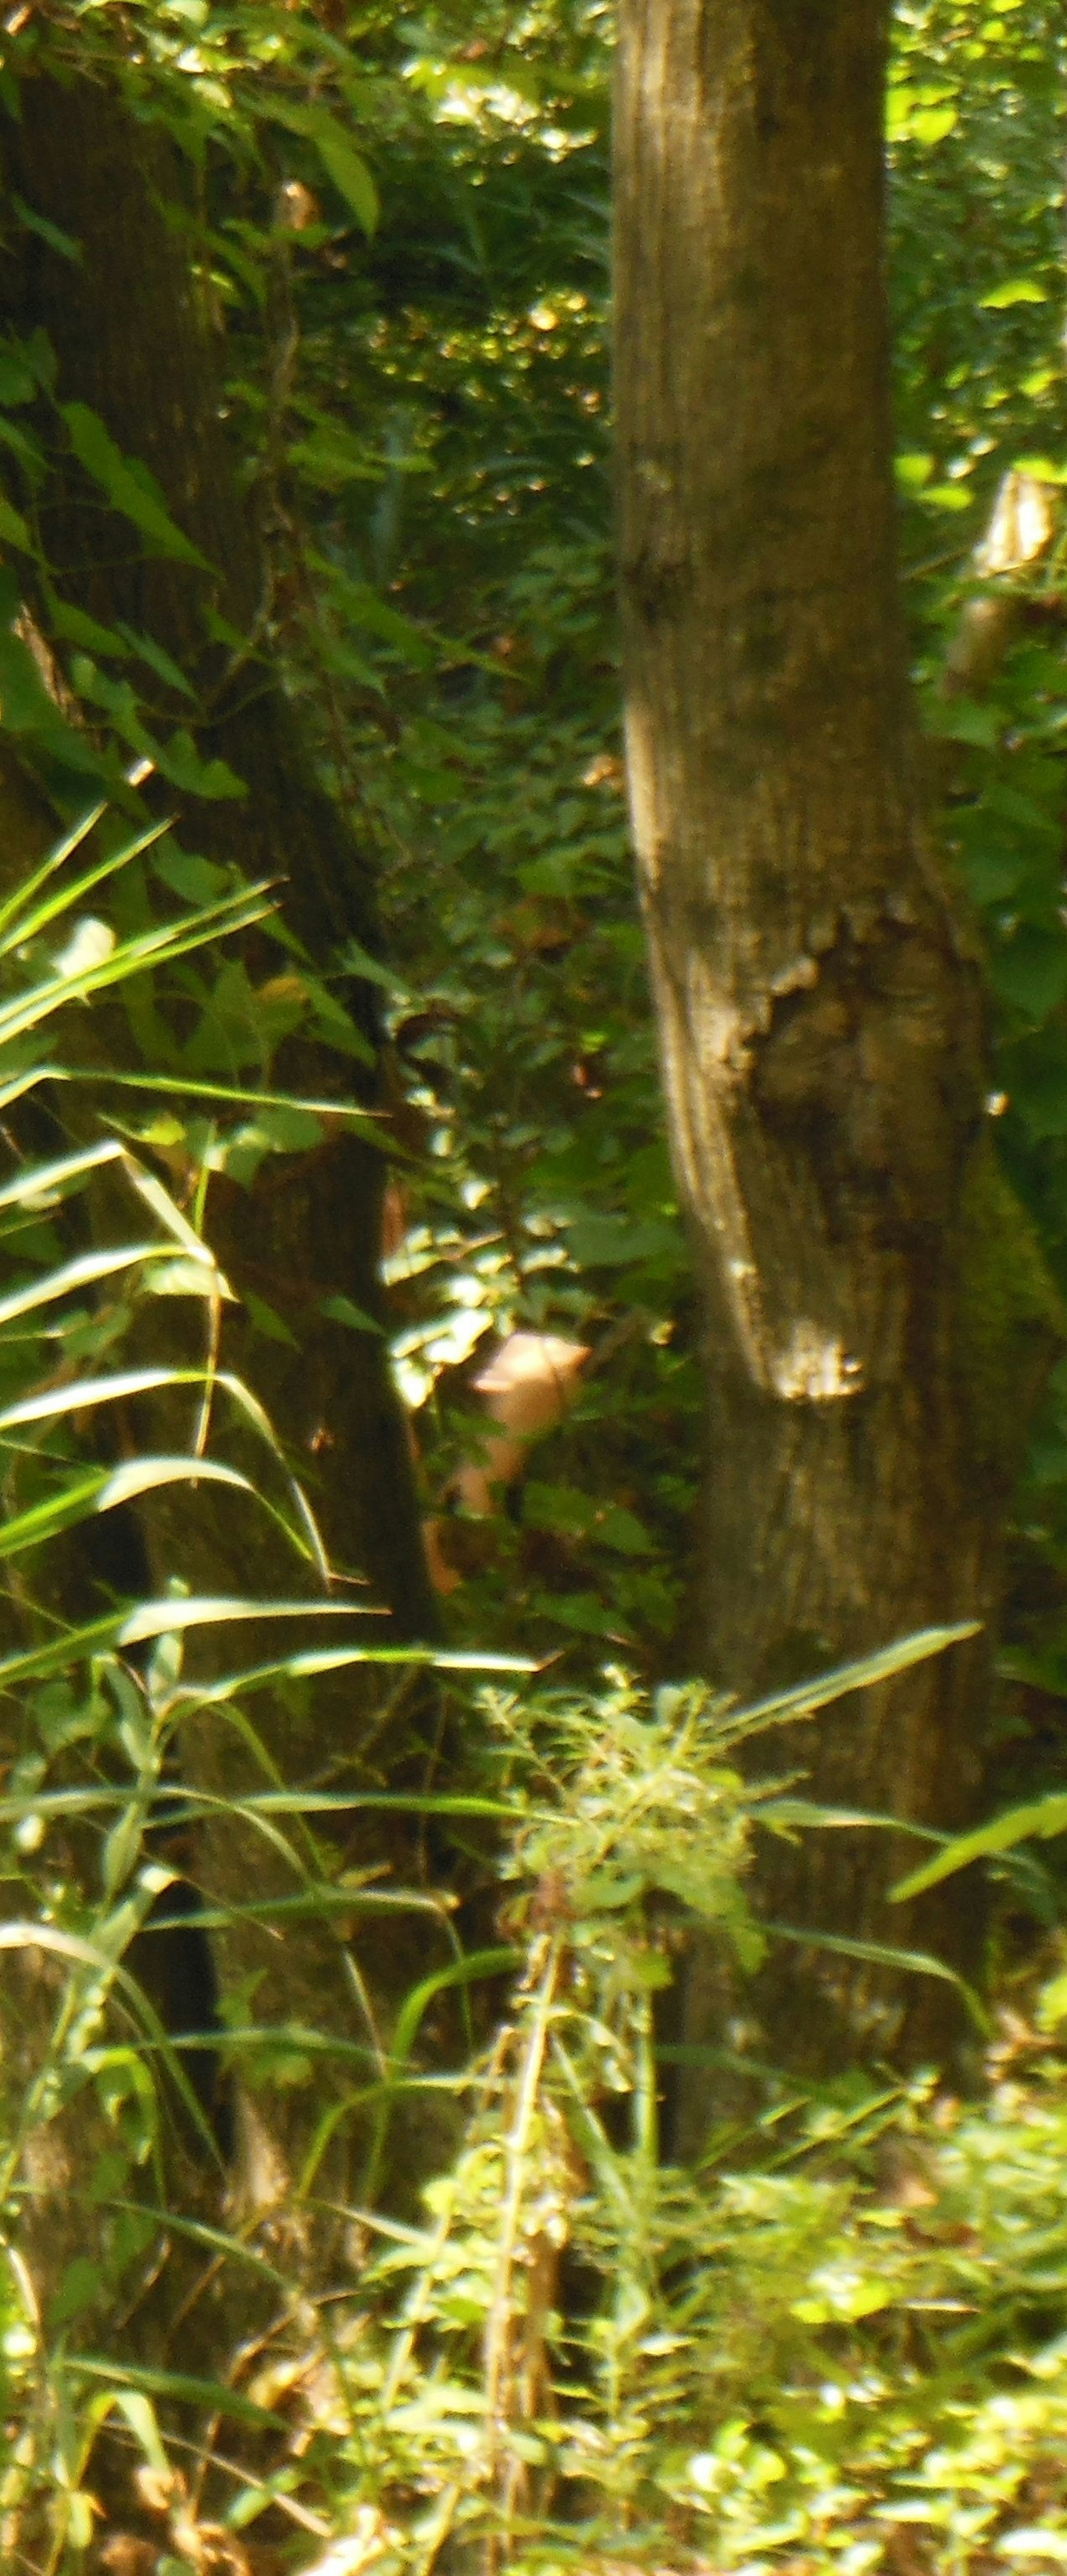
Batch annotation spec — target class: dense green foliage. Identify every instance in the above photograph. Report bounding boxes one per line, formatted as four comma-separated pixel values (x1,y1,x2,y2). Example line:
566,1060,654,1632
5,3,1067,2572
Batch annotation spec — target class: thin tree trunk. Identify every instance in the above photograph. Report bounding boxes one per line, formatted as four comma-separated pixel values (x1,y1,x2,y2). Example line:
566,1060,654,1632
614,0,1037,2090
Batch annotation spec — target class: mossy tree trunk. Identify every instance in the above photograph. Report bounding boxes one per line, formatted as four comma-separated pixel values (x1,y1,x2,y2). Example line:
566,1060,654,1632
614,0,1034,2092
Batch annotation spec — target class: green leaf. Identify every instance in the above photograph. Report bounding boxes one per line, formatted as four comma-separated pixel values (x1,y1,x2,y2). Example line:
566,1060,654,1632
989,925,1067,1020
265,101,378,236
0,613,107,775
95,1457,254,1512
895,452,934,490
245,1291,300,1348
0,1240,169,1324
313,123,379,236
563,1209,679,1266
925,695,1002,748
908,105,957,143
155,729,246,799
1010,453,1067,484
766,1922,989,2031
337,934,399,991
150,844,229,904
892,1792,1067,1901
61,403,211,569
64,2356,273,2428
12,192,81,263
288,427,379,492
0,348,39,405
320,1294,385,1335
360,1945,518,2198
116,1596,370,1648
49,600,130,658
721,1624,981,1743
117,625,198,701
980,278,1050,307
0,494,33,552
111,2391,169,2479
49,2258,102,2327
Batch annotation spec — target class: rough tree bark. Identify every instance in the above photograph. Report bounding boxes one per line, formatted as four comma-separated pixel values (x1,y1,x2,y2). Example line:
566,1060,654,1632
614,0,1048,2089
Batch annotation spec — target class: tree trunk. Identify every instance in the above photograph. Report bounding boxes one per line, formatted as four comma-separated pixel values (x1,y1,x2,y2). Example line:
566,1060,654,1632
614,0,1030,2088
0,70,443,2227
1,69,438,1643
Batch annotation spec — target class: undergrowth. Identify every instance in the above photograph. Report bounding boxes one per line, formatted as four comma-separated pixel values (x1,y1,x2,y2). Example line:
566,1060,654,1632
0,812,1066,2576
11,1646,1067,2576
0,839,1058,2572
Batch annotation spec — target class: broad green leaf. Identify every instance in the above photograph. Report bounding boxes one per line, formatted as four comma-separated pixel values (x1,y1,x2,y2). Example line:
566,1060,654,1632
265,101,378,235
564,1209,679,1266
908,105,957,143
313,123,379,237
924,695,1002,748
337,932,400,990
151,844,229,903
49,2257,103,2327
989,926,1067,1021
155,729,246,800
61,402,210,569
